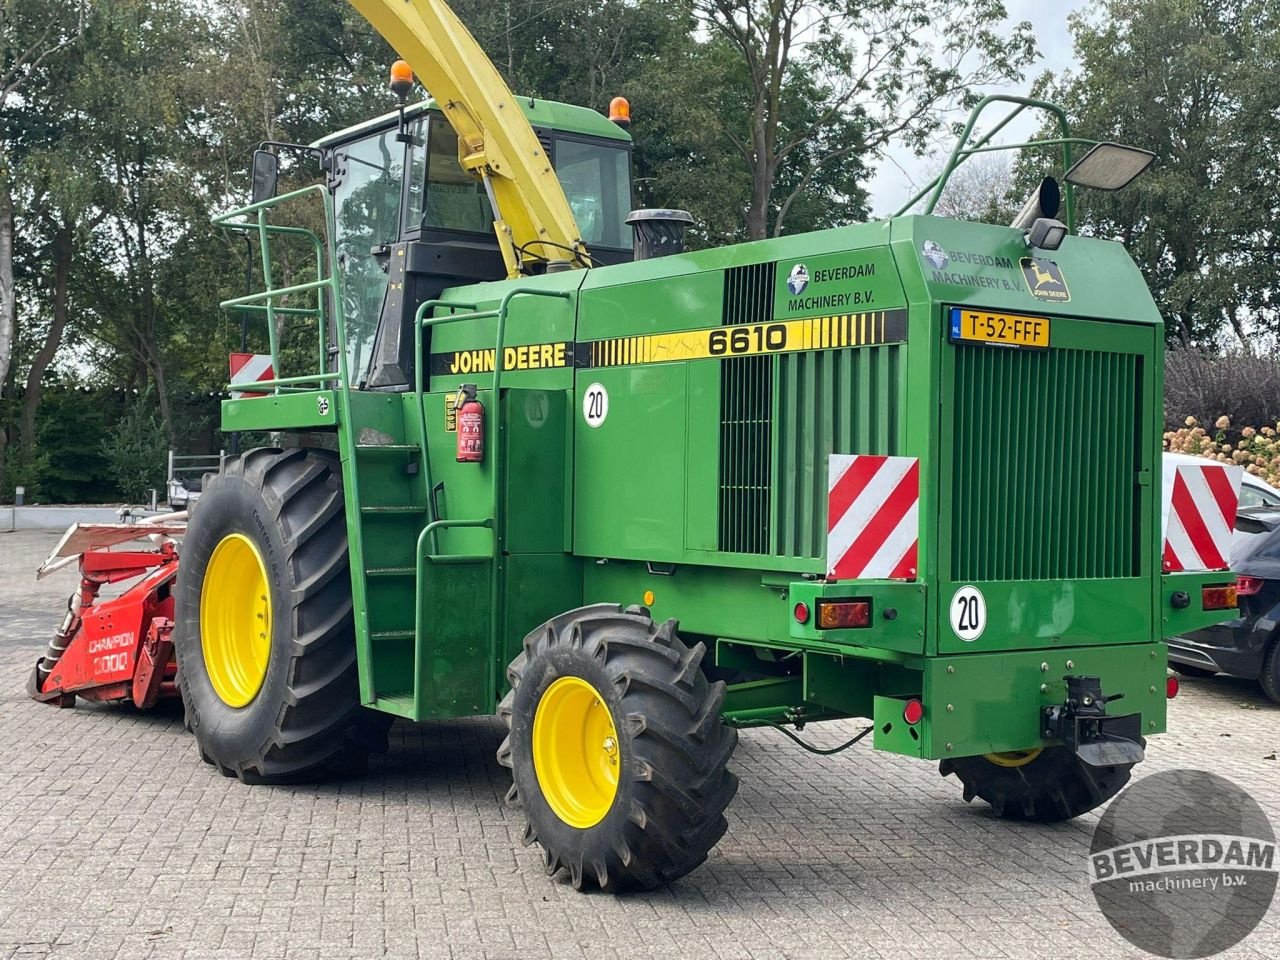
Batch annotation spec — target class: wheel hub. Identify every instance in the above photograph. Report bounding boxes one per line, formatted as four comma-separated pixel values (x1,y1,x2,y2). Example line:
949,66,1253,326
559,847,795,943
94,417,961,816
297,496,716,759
532,676,620,828
984,748,1043,768
200,532,272,708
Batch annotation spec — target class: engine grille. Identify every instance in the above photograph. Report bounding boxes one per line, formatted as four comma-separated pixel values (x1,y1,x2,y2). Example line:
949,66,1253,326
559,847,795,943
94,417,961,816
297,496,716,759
950,343,1142,581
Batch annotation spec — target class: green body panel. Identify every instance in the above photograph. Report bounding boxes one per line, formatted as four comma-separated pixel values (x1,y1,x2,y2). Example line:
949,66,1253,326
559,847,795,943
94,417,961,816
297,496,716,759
222,390,338,431
219,159,1231,762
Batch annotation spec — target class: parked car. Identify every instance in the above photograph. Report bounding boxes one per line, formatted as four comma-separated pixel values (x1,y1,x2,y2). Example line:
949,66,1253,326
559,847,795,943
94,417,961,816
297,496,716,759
1163,451,1280,510
1167,507,1280,702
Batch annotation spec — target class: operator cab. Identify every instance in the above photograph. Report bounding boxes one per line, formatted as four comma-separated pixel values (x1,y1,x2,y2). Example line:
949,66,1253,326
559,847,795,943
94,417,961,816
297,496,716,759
315,99,634,390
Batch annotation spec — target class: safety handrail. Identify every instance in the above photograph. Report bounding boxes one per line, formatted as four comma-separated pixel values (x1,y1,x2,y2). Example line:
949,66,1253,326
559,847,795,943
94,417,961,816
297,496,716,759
408,288,573,715
212,183,347,395
411,288,572,553
894,95,1102,232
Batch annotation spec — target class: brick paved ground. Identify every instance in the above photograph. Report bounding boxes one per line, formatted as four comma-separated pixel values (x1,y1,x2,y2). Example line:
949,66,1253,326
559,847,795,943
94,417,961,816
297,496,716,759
0,528,1276,960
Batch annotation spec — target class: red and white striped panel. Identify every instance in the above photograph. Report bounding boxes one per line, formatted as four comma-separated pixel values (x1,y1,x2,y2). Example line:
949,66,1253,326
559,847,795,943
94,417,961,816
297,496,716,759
827,454,919,581
229,352,274,399
1162,462,1242,572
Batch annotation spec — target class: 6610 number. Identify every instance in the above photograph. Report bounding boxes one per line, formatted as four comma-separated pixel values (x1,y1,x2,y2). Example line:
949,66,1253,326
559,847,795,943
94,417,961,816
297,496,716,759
708,323,788,356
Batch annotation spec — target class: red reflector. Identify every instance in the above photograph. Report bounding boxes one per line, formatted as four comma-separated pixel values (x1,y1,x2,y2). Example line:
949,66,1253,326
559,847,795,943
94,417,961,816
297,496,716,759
793,601,810,625
1202,584,1237,611
1166,675,1180,699
1237,575,1264,597
816,600,870,629
902,699,924,725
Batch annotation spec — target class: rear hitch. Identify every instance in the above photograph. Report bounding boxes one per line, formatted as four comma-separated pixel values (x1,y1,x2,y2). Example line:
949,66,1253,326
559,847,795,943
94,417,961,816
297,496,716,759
1042,676,1144,767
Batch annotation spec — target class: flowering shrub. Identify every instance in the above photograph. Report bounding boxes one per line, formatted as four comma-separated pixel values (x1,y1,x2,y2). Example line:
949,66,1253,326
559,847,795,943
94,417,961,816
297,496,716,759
1163,416,1280,488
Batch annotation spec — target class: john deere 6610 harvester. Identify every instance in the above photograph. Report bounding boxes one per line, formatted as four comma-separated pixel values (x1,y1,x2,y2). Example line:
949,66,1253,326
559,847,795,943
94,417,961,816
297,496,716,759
169,0,1240,891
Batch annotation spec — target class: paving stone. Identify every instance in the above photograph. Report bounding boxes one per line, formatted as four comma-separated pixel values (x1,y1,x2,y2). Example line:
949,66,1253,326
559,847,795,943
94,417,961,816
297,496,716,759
0,530,1276,958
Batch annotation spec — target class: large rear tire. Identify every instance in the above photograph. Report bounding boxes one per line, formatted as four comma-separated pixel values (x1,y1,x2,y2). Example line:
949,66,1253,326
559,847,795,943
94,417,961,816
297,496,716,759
940,745,1136,822
174,447,387,783
498,604,738,892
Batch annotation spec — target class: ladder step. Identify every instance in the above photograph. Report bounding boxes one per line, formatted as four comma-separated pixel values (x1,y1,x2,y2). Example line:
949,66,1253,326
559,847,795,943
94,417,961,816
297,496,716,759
360,505,421,515
370,629,415,641
355,443,419,453
372,692,416,718
366,566,415,577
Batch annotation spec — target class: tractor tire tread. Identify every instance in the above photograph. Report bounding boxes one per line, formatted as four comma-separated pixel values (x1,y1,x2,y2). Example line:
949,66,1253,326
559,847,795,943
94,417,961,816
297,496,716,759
175,447,380,785
939,745,1135,823
499,604,738,892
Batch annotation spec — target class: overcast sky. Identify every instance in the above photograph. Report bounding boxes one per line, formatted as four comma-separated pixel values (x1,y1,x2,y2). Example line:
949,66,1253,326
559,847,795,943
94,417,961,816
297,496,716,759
867,0,1091,215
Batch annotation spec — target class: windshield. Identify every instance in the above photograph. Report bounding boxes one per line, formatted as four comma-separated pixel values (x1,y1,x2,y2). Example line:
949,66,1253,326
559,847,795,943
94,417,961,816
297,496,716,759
409,117,632,249
333,127,404,382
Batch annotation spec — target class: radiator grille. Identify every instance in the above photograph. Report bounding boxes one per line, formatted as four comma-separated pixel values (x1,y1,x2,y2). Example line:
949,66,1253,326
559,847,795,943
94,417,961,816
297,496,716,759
950,344,1142,581
718,263,774,554
774,345,900,558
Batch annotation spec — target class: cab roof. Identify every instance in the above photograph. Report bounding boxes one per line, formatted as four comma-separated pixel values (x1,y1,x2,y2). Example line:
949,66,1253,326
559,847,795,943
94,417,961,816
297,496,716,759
313,97,632,149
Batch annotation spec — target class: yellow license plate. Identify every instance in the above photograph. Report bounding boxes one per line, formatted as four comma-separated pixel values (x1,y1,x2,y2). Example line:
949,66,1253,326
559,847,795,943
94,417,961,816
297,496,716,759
949,308,1050,349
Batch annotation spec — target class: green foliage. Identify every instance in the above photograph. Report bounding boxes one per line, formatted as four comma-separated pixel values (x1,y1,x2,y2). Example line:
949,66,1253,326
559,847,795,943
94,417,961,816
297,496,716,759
102,390,169,503
1033,0,1280,348
0,442,49,505
34,385,122,502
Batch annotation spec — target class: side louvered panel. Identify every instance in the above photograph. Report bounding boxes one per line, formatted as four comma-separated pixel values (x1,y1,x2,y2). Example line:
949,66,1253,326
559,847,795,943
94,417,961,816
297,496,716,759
719,355,772,554
951,346,1141,581
773,345,901,558
718,262,776,554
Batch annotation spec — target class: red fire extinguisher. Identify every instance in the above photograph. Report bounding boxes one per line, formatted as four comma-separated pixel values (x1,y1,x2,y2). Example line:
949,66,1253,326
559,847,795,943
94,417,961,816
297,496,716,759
455,384,484,463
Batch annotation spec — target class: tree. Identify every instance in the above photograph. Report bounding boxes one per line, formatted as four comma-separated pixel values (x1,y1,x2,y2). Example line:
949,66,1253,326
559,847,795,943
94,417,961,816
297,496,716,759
691,0,1037,239
0,0,86,425
930,152,1018,223
1039,0,1280,349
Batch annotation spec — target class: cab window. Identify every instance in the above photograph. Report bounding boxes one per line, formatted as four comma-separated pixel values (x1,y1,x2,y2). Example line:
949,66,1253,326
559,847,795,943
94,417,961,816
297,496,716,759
555,138,631,249
408,115,632,250
332,127,404,381
418,118,491,233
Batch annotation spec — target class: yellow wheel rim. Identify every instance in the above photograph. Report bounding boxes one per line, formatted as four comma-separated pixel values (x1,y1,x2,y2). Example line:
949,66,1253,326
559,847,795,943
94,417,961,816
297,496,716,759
985,748,1043,768
200,532,272,708
532,676,620,828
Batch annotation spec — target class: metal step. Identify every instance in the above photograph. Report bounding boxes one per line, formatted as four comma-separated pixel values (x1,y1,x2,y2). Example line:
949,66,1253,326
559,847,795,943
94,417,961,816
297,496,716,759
359,505,421,515
369,629,415,641
366,566,415,578
372,692,415,718
355,444,419,453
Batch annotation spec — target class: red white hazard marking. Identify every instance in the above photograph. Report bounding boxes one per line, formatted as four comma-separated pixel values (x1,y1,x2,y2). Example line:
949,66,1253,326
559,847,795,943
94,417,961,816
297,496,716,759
1161,462,1242,572
827,454,919,580
229,352,274,399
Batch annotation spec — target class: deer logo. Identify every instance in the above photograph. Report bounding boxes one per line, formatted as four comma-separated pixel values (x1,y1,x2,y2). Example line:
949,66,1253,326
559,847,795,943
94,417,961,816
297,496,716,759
1020,256,1070,302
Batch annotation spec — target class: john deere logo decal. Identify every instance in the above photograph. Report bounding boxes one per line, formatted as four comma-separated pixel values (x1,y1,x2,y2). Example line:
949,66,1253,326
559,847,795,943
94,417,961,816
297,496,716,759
786,263,809,295
1020,256,1070,302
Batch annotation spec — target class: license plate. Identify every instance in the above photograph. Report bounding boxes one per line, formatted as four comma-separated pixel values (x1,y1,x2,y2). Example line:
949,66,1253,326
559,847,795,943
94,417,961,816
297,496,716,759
949,307,1050,349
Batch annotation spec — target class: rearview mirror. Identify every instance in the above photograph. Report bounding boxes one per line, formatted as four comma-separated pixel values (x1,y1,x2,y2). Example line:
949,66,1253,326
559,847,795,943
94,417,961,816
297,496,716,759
251,149,279,205
1064,143,1155,191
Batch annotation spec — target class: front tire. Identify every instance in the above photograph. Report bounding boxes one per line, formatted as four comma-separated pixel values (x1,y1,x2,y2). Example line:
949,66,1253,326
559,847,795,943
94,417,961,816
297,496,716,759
498,604,738,892
174,447,386,783
940,745,1136,822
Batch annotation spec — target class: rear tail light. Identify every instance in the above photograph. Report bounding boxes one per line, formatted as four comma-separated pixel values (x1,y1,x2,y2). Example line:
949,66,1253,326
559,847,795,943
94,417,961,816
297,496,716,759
902,699,924,725
1201,584,1238,611
793,602,810,624
1166,675,1180,699
1237,575,1264,597
815,599,871,629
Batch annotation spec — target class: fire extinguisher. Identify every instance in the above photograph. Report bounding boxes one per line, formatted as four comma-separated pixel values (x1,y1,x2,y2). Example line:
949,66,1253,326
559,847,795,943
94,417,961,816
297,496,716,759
455,383,484,463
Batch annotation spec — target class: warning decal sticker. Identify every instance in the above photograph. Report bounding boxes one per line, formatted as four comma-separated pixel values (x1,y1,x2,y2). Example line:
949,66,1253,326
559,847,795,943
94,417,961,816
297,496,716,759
427,308,908,376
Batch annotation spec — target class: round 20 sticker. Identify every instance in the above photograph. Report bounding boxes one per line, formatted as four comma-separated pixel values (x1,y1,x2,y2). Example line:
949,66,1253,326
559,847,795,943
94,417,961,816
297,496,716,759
949,585,986,642
582,382,608,428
